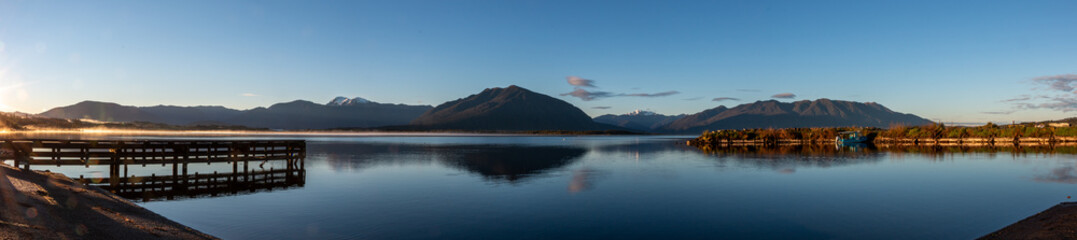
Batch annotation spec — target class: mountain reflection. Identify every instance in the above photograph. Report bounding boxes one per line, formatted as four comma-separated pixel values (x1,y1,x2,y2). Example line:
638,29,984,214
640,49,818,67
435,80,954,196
311,142,586,183
312,142,436,171
435,145,586,182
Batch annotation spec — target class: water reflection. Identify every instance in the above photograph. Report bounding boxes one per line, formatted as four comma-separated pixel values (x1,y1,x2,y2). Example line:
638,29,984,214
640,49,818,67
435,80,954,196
698,144,886,170
567,168,603,193
94,168,305,201
876,144,1077,159
313,142,586,183
435,145,585,182
313,143,434,171
696,143,1077,168
592,140,698,155
1034,166,1077,184
132,137,1077,240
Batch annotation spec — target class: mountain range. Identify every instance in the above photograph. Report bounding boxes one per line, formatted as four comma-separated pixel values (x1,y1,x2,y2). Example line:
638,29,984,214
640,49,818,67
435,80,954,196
39,98,432,130
658,99,933,133
30,86,933,133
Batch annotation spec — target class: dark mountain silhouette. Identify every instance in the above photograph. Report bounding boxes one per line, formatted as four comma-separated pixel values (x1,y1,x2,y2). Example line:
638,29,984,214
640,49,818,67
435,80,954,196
35,94,931,133
593,110,685,131
226,100,431,129
660,99,933,134
38,98,432,129
140,105,243,125
39,101,167,123
408,85,618,131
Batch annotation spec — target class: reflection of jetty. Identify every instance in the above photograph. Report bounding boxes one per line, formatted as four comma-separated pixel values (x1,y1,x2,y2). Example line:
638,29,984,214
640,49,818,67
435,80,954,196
1,139,305,201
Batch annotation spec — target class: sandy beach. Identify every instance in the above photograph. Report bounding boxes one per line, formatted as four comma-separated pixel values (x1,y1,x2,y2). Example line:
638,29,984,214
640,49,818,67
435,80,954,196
0,164,216,240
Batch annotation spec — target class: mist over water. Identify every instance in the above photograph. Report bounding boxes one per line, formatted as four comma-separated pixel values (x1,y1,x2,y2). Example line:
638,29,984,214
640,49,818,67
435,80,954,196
29,135,1077,239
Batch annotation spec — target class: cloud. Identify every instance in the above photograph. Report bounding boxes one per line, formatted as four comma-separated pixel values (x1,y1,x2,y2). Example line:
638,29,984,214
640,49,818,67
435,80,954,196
561,88,680,101
240,93,259,97
592,106,611,109
560,88,616,101
980,111,1015,115
712,97,740,102
623,91,680,97
1033,74,1077,92
771,93,796,99
1002,96,1031,102
566,76,596,88
559,76,679,101
1011,74,1077,112
1018,97,1077,112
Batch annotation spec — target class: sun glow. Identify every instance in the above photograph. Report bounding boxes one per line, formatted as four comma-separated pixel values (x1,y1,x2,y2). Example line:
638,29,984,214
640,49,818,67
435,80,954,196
0,66,30,113
0,101,13,112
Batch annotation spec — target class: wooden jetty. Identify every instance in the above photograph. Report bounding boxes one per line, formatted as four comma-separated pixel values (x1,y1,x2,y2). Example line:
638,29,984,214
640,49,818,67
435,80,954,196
0,139,306,201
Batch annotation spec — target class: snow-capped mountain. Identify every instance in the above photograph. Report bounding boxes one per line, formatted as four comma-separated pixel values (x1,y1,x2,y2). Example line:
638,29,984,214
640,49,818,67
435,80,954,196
593,110,685,132
626,110,658,116
327,96,375,106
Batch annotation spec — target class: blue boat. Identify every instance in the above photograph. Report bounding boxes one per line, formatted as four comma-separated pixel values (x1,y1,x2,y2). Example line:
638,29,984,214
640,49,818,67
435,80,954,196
836,131,869,144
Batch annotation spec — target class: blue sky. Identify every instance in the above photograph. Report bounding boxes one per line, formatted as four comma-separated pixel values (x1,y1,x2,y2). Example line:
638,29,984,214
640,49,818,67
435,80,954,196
1,0,1076,124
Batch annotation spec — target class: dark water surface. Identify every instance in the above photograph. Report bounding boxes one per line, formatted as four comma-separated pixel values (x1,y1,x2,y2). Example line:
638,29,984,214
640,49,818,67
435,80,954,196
29,135,1077,239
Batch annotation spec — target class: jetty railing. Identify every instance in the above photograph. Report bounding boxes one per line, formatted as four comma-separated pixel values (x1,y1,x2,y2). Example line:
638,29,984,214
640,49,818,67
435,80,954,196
0,139,305,201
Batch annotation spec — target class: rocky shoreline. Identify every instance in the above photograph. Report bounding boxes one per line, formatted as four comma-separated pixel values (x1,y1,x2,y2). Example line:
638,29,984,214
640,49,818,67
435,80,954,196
0,164,216,240
980,202,1077,240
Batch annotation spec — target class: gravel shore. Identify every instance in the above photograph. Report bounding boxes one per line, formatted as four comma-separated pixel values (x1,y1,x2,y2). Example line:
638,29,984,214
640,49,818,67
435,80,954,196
0,164,217,239
980,202,1077,240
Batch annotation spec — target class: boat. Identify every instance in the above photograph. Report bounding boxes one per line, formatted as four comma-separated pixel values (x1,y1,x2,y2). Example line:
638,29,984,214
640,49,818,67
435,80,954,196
836,131,869,144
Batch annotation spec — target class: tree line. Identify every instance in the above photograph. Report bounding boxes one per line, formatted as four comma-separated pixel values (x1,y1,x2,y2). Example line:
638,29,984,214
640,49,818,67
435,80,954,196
692,122,1077,145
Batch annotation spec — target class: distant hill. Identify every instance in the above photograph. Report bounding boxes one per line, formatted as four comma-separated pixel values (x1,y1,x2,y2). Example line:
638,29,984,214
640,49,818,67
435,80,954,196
408,85,619,131
139,105,243,125
38,97,432,130
660,99,933,134
1,111,262,131
40,101,168,123
2,111,89,130
593,110,685,132
227,99,431,129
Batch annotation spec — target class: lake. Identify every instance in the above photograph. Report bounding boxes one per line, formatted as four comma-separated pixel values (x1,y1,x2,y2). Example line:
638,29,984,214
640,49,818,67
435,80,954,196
22,135,1077,239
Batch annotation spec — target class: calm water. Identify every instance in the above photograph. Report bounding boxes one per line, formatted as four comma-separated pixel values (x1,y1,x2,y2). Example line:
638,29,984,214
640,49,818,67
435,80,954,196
29,135,1077,239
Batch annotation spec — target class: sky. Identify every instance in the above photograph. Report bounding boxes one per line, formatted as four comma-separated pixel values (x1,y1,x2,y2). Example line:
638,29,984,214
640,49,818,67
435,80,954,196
1,0,1076,124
